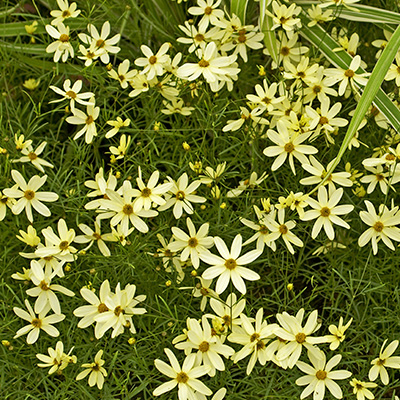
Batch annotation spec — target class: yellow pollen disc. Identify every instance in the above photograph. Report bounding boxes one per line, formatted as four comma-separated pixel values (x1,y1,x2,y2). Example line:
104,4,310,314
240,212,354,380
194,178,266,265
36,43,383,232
28,152,37,160
61,10,71,17
376,174,385,181
313,85,322,94
262,97,271,105
198,59,210,68
284,143,294,153
204,6,212,14
295,332,306,343
86,115,94,125
24,190,35,200
176,191,185,200
142,187,152,197
31,318,42,328
377,358,385,366
373,221,384,232
238,34,246,43
93,232,102,240
98,303,109,313
59,34,69,42
188,237,198,247
280,46,290,56
96,39,105,48
91,364,100,371
224,258,237,270
279,224,288,234
66,90,76,99
123,204,134,215
250,333,260,342
198,341,210,352
59,240,69,250
222,315,231,325
297,71,306,78
194,33,205,42
39,281,49,291
114,306,124,316
344,69,355,78
319,116,329,125
176,372,189,383
316,370,327,380
259,225,269,235
386,154,396,161
149,55,157,65
256,340,265,350
320,207,331,217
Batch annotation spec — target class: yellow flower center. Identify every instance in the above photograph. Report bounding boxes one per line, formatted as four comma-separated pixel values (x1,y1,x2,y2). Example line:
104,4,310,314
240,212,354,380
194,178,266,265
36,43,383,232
198,341,210,352
188,237,198,248
198,59,210,68
24,190,35,200
176,191,185,200
373,221,384,232
204,6,212,14
142,188,152,197
284,142,294,153
39,281,49,291
345,69,355,78
316,370,327,380
320,207,331,217
176,372,189,383
28,152,38,160
31,318,42,328
224,258,237,270
319,116,329,125
149,55,157,65
66,90,76,99
96,39,105,48
59,34,69,43
98,303,109,313
123,204,134,215
295,332,306,343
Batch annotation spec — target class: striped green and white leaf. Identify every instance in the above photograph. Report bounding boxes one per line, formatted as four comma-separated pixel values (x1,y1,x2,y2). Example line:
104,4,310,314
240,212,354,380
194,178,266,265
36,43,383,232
231,0,250,24
259,0,279,65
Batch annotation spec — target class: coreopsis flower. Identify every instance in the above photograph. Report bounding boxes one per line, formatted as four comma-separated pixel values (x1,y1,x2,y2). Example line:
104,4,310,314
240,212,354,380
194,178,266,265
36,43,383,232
200,234,261,294
26,260,74,314
45,23,74,62
222,106,269,132
198,162,226,184
349,378,377,400
84,167,118,210
94,283,147,338
15,134,32,151
274,309,327,369
13,299,65,344
301,186,354,240
229,308,278,375
50,0,80,25
153,348,212,400
49,79,94,111
108,59,137,89
302,66,338,104
76,350,107,389
296,350,352,400
168,218,214,269
300,156,353,190
263,120,318,175
324,317,352,350
36,341,77,374
20,245,65,277
36,218,77,262
360,165,393,194
135,43,170,81
265,208,303,254
109,134,131,160
66,96,100,144
324,55,369,96
78,42,105,66
23,78,40,90
74,221,118,257
12,142,54,173
3,170,59,223
175,316,235,376
283,58,319,89
177,21,221,53
73,280,112,338
105,117,131,139
158,173,206,219
78,21,121,64
227,171,268,197
358,201,400,254
369,339,400,385
16,225,40,247
0,191,15,220
128,73,150,97
181,277,218,311
266,1,301,33
188,0,224,31
307,5,334,27
246,81,285,113
319,0,360,8
226,27,264,62
161,98,195,116
372,30,392,59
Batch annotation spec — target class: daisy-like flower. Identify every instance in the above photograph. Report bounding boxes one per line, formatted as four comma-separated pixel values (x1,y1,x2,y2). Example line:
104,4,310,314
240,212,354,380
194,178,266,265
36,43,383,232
369,339,400,385
188,0,224,32
177,21,221,53
16,225,40,247
13,299,65,344
307,5,334,27
78,21,120,64
200,234,261,295
50,0,80,26
76,350,107,389
66,96,100,144
350,378,377,400
158,173,206,219
105,117,131,139
182,277,218,312
222,106,269,132
3,170,59,223
36,341,77,374
84,167,118,209
45,23,74,63
73,280,112,338
169,218,213,268
296,350,352,400
175,316,235,376
324,317,353,351
300,156,353,190
78,42,105,66
109,134,131,160
274,309,327,369
161,98,195,116
324,55,369,96
263,119,318,175
266,1,302,33
228,308,278,375
360,165,393,195
49,79,94,111
358,201,400,254
228,27,264,63
153,348,212,400
283,58,319,88
0,190,16,220
265,208,303,254
135,43,170,81
26,260,74,314
108,59,137,89
246,81,285,113
12,142,54,173
227,171,268,197
301,186,354,241
36,218,77,261
302,66,338,104
74,221,118,257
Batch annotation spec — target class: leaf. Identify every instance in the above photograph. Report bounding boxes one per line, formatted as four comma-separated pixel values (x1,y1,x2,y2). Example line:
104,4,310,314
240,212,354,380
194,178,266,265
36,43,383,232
231,0,249,24
259,0,279,65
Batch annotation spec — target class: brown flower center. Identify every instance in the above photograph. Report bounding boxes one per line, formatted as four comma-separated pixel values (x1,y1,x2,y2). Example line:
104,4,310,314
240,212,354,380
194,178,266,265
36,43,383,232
376,174,385,181
238,34,246,43
204,6,212,14
24,190,35,200
262,97,271,105
279,224,288,234
59,240,69,250
62,10,71,18
224,258,237,270
256,340,265,350
250,333,260,342
377,358,385,366
93,232,102,240
297,71,306,78
59,34,69,43
176,372,189,383
98,303,109,313
91,364,100,371
222,315,231,325
320,207,331,217
259,225,269,235
149,55,157,65
344,69,355,78
96,39,105,48
176,191,185,200
142,187,152,197
295,332,306,343
284,142,294,153
114,306,124,316
313,85,322,94
39,280,49,291
66,90,76,99
316,370,327,380
123,204,134,215
280,46,290,56
198,341,210,352
31,318,42,328
373,221,384,232
194,33,205,42
28,152,38,160
198,59,210,68
319,116,329,125
188,237,198,247
86,115,94,125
